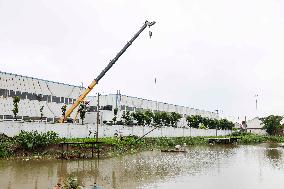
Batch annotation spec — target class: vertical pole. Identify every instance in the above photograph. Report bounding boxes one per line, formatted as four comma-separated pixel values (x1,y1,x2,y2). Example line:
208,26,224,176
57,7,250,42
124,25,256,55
115,90,118,109
96,93,100,142
255,94,258,117
215,110,219,137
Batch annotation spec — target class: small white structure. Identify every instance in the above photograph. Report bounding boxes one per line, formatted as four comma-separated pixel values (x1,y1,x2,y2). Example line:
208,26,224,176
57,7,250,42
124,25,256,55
246,117,266,135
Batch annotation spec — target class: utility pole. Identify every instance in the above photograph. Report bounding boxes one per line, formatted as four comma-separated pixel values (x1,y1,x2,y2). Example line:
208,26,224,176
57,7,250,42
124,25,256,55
96,93,100,142
254,94,258,117
215,110,219,137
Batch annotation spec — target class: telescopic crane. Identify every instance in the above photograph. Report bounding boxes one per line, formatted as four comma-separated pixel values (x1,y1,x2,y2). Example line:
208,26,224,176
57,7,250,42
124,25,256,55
60,20,156,123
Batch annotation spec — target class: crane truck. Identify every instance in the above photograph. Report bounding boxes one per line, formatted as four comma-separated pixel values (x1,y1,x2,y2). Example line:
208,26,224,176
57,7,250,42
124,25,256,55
60,20,156,123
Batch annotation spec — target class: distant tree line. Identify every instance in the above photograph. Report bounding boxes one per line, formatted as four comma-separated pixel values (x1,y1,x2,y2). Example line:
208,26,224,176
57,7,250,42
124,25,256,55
185,115,234,130
109,109,234,130
109,110,182,128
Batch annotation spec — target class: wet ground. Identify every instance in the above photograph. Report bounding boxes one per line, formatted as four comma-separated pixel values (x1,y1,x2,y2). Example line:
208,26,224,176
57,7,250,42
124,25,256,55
0,143,284,189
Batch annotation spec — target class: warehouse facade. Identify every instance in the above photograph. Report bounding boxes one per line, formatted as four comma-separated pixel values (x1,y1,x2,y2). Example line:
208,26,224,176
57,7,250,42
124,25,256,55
0,71,218,124
85,94,218,125
0,71,84,121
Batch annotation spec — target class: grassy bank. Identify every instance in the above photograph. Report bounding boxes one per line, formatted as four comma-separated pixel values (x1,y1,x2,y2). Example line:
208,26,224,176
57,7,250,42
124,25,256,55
1,131,284,159
232,132,284,144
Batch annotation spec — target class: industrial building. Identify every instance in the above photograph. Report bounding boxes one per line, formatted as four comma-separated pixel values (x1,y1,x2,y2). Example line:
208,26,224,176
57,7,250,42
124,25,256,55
0,71,84,121
86,94,218,125
0,71,218,124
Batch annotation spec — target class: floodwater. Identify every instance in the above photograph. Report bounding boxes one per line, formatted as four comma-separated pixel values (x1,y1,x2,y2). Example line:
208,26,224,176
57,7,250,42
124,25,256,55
0,143,284,189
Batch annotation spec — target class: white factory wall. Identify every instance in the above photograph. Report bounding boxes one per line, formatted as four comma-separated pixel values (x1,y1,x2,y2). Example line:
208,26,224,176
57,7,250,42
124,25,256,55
86,94,218,125
0,122,231,138
1,71,217,124
0,71,84,119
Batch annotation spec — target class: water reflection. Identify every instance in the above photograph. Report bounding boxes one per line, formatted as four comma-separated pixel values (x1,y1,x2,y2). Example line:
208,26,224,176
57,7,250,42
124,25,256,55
266,148,281,160
263,143,283,169
0,144,283,189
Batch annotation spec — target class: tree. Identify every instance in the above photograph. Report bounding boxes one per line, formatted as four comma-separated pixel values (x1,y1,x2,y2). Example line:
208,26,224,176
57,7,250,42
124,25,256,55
132,111,145,126
207,118,219,129
260,115,284,135
186,115,203,128
122,110,133,125
144,110,153,126
218,119,234,130
40,106,44,121
153,111,162,126
170,112,182,127
112,108,118,125
78,103,86,125
12,96,20,120
160,111,170,126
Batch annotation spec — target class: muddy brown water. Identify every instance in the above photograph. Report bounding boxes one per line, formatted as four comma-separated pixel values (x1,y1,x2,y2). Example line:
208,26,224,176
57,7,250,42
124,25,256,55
0,143,284,189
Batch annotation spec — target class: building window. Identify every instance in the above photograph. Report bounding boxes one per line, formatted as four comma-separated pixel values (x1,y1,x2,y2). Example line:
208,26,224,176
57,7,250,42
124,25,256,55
88,106,97,112
126,106,134,111
101,105,113,111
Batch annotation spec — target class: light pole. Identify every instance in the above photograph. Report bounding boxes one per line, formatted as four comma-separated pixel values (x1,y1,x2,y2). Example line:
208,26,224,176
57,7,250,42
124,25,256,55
215,110,219,137
96,93,100,142
254,94,258,117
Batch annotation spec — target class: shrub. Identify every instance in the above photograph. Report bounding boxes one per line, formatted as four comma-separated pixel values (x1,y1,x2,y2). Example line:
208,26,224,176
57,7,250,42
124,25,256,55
198,123,207,129
16,131,59,150
0,142,12,158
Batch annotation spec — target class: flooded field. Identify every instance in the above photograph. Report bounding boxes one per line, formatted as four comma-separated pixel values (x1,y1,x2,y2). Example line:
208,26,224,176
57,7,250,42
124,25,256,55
0,143,284,189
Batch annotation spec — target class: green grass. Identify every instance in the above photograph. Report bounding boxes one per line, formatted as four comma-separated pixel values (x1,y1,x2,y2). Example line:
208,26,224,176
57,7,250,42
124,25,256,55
1,131,284,159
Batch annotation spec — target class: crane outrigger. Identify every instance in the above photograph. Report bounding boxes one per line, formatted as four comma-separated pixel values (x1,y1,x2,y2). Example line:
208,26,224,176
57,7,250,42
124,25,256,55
60,20,156,123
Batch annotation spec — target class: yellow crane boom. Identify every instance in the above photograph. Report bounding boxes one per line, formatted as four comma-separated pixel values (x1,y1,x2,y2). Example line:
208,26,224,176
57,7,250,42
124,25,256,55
60,20,156,123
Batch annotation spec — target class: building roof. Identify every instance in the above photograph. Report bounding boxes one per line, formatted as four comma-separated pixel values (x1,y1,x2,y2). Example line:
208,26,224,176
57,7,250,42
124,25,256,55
0,70,85,89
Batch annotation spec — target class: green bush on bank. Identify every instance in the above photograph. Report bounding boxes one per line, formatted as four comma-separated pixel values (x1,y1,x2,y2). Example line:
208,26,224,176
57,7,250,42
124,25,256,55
16,130,59,150
2,130,284,159
238,134,267,144
0,141,13,158
0,131,60,158
230,132,284,144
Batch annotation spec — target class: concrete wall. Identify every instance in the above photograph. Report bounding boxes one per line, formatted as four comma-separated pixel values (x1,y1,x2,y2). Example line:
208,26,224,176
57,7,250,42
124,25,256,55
0,122,232,138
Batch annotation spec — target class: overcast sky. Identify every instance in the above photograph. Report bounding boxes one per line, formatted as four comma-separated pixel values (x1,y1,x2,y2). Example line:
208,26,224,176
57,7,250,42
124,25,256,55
1,0,284,121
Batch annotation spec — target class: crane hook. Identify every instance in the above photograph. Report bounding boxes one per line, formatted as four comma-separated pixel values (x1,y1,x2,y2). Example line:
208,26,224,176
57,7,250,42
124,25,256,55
149,31,153,39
